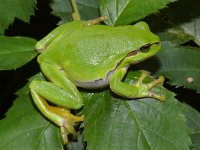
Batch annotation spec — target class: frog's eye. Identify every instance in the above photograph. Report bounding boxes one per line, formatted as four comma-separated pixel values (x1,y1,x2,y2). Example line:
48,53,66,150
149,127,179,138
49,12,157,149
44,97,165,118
140,44,151,53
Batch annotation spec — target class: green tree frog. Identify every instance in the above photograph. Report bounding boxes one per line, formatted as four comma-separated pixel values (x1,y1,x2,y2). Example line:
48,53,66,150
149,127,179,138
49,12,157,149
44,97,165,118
29,9,165,145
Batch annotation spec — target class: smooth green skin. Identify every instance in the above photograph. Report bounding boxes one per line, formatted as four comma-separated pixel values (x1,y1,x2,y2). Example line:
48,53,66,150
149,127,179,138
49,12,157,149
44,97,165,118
29,20,163,144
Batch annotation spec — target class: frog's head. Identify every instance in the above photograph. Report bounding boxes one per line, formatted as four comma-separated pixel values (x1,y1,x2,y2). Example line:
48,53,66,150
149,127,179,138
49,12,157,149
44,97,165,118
118,21,161,68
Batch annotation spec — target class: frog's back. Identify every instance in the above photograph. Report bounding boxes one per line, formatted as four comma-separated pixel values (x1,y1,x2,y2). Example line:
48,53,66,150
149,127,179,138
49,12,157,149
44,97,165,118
39,23,147,82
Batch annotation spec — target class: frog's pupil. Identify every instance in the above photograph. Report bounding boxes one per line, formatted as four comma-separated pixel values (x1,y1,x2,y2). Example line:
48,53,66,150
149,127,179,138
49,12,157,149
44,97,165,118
140,44,151,53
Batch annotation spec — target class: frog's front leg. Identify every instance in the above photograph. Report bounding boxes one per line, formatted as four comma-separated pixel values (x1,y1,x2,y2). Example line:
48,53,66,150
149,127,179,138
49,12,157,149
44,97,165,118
109,68,165,101
29,62,84,144
35,23,73,52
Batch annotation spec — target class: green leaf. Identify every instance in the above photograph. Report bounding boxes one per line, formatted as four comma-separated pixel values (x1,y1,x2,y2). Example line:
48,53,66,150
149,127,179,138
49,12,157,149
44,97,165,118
160,0,200,45
50,0,100,24
0,36,37,70
180,16,200,46
157,42,200,92
138,41,200,93
0,0,36,34
181,103,200,150
83,71,191,150
99,0,177,26
142,13,194,45
158,28,195,46
0,74,63,150
65,131,85,150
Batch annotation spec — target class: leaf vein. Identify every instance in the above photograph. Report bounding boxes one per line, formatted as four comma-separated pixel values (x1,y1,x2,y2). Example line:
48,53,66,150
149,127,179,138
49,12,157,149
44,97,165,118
124,101,152,149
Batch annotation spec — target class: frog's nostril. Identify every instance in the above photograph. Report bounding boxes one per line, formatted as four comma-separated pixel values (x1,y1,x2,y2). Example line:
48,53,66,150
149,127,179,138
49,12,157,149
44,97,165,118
154,42,160,45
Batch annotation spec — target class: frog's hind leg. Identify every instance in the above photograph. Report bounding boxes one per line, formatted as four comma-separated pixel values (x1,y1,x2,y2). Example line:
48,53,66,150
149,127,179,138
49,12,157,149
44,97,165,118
30,89,83,144
35,23,72,53
29,62,84,144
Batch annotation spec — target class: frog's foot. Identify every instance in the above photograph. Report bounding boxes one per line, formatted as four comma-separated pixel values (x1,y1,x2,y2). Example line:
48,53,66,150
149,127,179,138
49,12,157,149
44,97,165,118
109,68,165,101
136,70,165,101
85,16,108,26
48,106,84,144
